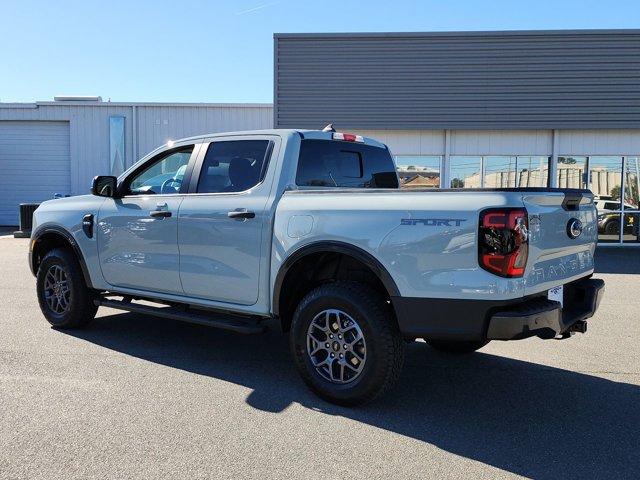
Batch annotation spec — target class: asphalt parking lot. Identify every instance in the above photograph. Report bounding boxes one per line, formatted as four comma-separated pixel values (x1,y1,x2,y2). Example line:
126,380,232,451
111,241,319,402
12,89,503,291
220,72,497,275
1,235,638,479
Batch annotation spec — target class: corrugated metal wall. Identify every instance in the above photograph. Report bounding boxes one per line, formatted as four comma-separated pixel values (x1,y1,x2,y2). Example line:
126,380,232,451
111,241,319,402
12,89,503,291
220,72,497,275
274,30,640,130
0,103,273,195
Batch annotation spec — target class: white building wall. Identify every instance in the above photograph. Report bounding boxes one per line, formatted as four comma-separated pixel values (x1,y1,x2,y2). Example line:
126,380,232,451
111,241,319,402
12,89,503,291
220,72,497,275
450,130,553,156
354,129,445,155
557,129,640,155
353,129,640,158
134,104,274,158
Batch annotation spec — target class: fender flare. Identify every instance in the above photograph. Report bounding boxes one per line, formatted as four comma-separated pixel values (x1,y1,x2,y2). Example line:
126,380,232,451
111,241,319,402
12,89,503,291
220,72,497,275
30,225,95,289
272,240,400,316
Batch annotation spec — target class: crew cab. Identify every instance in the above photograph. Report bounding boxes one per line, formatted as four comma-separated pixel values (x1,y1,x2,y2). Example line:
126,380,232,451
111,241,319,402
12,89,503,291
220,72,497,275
29,129,604,405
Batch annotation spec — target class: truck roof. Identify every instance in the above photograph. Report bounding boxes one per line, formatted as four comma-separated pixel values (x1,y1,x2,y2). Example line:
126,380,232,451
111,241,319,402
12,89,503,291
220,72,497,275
163,129,387,151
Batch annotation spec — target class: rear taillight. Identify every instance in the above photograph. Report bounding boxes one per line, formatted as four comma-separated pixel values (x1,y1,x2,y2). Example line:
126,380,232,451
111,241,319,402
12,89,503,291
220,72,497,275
478,208,529,278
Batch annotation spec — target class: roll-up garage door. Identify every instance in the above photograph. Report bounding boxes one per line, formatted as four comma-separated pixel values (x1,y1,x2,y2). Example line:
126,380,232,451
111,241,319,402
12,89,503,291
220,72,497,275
0,121,71,225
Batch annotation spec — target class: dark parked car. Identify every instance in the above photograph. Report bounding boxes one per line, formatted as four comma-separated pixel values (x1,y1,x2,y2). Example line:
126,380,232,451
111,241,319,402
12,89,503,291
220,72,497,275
597,212,635,235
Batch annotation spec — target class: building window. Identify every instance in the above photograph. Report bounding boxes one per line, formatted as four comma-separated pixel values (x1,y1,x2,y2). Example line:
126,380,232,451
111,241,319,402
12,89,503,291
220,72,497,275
584,156,640,245
450,156,549,189
556,155,640,244
590,157,623,243
109,116,126,176
557,156,587,189
450,156,481,188
395,156,441,188
484,156,517,188
516,156,549,187
623,157,640,244
589,156,623,203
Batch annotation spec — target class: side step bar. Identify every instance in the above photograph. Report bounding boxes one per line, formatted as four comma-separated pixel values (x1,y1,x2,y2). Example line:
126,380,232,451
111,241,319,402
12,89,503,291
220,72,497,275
95,297,266,334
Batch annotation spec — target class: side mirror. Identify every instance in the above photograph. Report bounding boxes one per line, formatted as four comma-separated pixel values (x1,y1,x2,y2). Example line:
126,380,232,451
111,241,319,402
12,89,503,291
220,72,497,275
91,176,118,198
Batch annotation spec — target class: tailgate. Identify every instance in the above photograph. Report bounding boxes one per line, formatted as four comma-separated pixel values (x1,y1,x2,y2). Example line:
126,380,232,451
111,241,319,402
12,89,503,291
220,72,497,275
523,190,597,296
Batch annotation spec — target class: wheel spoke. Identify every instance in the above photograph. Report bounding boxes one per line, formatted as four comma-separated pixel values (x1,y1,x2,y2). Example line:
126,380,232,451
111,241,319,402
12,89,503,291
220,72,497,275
308,329,325,345
347,330,363,346
327,360,336,381
53,295,60,312
321,311,332,332
44,291,55,309
328,312,340,333
309,340,324,356
352,346,365,360
311,355,330,368
345,355,364,372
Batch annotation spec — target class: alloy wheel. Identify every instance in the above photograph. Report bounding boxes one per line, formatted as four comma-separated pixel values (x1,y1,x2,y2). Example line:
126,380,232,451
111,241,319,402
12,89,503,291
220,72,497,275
306,309,367,384
43,264,71,314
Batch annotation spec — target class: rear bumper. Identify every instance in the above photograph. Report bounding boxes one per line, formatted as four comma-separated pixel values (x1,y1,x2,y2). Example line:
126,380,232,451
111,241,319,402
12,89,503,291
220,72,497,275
486,278,604,340
391,277,604,341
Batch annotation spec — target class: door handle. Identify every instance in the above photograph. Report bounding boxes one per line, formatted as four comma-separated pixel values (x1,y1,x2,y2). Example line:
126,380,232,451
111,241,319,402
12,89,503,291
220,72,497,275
150,210,172,218
228,209,255,220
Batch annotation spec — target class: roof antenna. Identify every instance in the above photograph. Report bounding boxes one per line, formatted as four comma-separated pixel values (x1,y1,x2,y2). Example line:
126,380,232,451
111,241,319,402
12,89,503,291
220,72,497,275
322,123,335,132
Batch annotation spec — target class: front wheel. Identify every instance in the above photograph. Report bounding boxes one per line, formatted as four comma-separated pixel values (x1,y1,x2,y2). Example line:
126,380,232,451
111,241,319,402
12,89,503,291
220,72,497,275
36,248,97,328
290,282,404,406
426,339,489,354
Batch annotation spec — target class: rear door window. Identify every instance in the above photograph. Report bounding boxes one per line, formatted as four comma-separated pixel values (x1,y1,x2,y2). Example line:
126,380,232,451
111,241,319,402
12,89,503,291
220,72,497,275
196,140,271,193
296,140,398,188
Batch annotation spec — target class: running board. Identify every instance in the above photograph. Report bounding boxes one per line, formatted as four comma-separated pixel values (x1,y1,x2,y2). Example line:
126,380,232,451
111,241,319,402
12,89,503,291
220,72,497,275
95,298,266,334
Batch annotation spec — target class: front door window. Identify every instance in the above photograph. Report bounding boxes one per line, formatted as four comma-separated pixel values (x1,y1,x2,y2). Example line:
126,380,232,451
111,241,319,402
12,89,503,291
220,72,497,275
127,147,193,195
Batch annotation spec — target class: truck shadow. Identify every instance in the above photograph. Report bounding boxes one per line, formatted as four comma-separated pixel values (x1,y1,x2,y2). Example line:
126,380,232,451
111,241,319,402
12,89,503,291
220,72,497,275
65,313,639,479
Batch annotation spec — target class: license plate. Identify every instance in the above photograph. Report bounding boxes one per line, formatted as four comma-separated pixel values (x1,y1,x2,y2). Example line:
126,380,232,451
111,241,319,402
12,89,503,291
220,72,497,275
548,285,564,307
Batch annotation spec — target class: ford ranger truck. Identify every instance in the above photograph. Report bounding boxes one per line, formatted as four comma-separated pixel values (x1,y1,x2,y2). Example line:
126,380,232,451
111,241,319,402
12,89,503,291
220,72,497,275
29,129,604,405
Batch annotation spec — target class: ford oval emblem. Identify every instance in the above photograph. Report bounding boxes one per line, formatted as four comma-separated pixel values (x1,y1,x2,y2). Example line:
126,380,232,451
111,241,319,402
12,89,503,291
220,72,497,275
567,218,583,239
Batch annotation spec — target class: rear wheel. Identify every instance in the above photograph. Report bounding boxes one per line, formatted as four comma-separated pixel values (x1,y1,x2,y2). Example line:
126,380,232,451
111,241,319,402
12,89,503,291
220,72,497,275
605,220,620,235
36,248,97,328
426,339,489,354
290,282,404,406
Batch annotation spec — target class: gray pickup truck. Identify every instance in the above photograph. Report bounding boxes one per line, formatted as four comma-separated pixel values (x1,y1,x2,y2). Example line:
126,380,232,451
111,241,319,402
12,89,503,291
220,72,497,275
29,128,604,405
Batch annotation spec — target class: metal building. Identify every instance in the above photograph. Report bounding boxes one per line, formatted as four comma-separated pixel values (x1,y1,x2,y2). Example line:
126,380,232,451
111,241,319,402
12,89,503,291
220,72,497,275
275,29,640,245
0,100,273,225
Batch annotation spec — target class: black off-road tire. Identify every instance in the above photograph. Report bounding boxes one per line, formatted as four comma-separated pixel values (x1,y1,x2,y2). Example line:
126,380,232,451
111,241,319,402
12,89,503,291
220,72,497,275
36,248,97,328
290,282,404,406
426,339,489,354
604,220,619,235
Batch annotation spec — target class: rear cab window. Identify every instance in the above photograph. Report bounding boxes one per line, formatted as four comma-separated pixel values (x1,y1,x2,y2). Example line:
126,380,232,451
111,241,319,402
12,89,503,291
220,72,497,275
296,139,398,188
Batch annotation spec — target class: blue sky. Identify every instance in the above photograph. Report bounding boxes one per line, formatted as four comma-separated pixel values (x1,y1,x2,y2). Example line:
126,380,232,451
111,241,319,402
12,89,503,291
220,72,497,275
1,0,639,103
